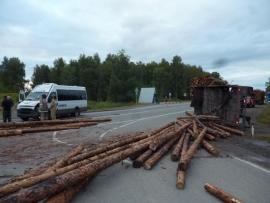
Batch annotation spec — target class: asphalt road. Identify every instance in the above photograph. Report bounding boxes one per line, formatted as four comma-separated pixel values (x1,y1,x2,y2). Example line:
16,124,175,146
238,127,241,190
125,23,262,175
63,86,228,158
0,102,270,203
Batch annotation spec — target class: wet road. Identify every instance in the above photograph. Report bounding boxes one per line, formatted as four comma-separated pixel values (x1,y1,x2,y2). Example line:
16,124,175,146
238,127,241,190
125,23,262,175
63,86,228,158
0,102,270,203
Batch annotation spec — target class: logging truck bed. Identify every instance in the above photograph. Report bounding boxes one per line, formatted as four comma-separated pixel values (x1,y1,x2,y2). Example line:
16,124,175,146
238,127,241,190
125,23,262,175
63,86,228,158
0,103,269,203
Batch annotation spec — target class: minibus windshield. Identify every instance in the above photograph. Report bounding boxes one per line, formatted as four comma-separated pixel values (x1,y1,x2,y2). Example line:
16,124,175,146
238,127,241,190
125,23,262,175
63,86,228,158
25,92,48,101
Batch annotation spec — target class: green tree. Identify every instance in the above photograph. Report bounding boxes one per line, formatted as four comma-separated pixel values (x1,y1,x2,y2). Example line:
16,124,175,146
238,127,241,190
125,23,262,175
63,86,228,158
32,64,51,85
0,57,25,91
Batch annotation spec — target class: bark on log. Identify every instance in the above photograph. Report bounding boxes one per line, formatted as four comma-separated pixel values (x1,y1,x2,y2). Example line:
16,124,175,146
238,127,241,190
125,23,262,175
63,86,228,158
133,149,153,168
45,179,89,203
0,142,133,197
67,132,148,164
0,119,102,130
213,123,244,136
144,136,179,170
179,128,207,171
210,124,231,138
11,146,83,183
45,145,84,173
176,133,190,189
0,129,22,137
193,120,198,135
171,132,186,161
149,122,191,151
204,183,244,203
202,140,219,156
0,140,152,203
182,125,218,156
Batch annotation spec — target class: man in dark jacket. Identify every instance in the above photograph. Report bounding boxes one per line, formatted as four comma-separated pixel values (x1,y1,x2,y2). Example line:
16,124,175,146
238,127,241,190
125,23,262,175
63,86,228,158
1,96,14,122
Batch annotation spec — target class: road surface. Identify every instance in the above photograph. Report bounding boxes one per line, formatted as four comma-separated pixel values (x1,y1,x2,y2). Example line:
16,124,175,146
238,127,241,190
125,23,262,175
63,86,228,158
0,102,269,203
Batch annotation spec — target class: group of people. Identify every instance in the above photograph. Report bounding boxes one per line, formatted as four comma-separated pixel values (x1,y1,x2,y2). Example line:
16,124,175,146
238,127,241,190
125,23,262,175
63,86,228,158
39,94,57,120
1,94,57,122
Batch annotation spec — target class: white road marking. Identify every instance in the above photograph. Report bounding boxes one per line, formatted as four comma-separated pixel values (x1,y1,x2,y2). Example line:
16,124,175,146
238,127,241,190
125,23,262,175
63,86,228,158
52,131,73,146
99,110,189,140
97,119,136,127
232,156,270,174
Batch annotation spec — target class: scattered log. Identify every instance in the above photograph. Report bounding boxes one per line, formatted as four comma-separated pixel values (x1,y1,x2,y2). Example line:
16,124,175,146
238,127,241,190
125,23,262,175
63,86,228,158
68,132,148,164
133,149,153,168
176,133,190,189
149,122,191,151
45,145,84,173
192,120,198,135
176,170,186,189
204,183,244,203
45,179,89,203
0,140,152,203
210,124,231,138
179,128,207,171
0,129,22,137
202,140,219,156
171,132,186,161
213,123,244,136
0,119,102,129
144,136,179,170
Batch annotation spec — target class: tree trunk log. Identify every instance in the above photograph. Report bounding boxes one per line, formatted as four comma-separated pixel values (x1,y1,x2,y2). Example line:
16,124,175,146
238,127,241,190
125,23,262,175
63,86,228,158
0,140,152,203
0,129,22,137
68,132,148,164
176,170,186,189
144,136,179,170
202,140,219,156
179,128,207,171
133,149,153,168
149,122,191,151
204,183,244,203
213,123,244,136
176,133,190,189
171,132,186,161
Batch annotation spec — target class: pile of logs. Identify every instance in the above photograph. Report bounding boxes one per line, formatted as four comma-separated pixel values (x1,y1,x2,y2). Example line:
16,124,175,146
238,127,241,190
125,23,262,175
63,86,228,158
191,76,228,87
0,112,244,203
0,118,111,137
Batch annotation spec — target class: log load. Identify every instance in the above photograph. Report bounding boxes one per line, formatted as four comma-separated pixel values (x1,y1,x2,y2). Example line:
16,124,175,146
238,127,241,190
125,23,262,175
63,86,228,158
204,183,244,203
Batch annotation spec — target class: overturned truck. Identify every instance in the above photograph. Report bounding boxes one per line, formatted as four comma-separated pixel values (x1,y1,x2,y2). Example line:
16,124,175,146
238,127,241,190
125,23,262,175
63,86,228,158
191,78,250,128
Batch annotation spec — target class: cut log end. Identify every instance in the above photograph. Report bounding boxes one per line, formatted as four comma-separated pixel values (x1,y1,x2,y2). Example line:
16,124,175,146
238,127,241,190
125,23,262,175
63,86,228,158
176,170,185,189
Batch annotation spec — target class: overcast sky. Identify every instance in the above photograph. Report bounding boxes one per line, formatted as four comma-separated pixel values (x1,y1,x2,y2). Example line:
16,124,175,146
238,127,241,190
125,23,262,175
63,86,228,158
0,0,269,89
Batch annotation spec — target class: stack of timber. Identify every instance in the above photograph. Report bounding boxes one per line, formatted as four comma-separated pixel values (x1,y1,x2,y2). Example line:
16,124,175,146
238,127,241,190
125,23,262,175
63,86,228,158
0,118,111,137
191,76,228,87
0,113,244,203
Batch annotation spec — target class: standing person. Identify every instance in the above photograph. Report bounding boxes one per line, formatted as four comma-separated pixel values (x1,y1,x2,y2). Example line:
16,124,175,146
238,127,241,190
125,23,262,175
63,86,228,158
50,95,57,120
1,95,14,122
39,94,48,121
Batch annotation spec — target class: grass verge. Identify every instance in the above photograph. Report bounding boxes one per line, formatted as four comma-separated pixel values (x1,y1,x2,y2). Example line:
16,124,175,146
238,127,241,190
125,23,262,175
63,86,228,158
257,104,270,124
88,101,138,111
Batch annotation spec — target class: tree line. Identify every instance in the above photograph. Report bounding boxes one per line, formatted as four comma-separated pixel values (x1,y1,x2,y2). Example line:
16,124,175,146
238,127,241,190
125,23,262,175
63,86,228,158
0,51,222,102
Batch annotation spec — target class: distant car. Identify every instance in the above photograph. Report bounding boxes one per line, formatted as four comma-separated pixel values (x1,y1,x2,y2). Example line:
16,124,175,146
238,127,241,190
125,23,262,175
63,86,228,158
17,83,87,121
